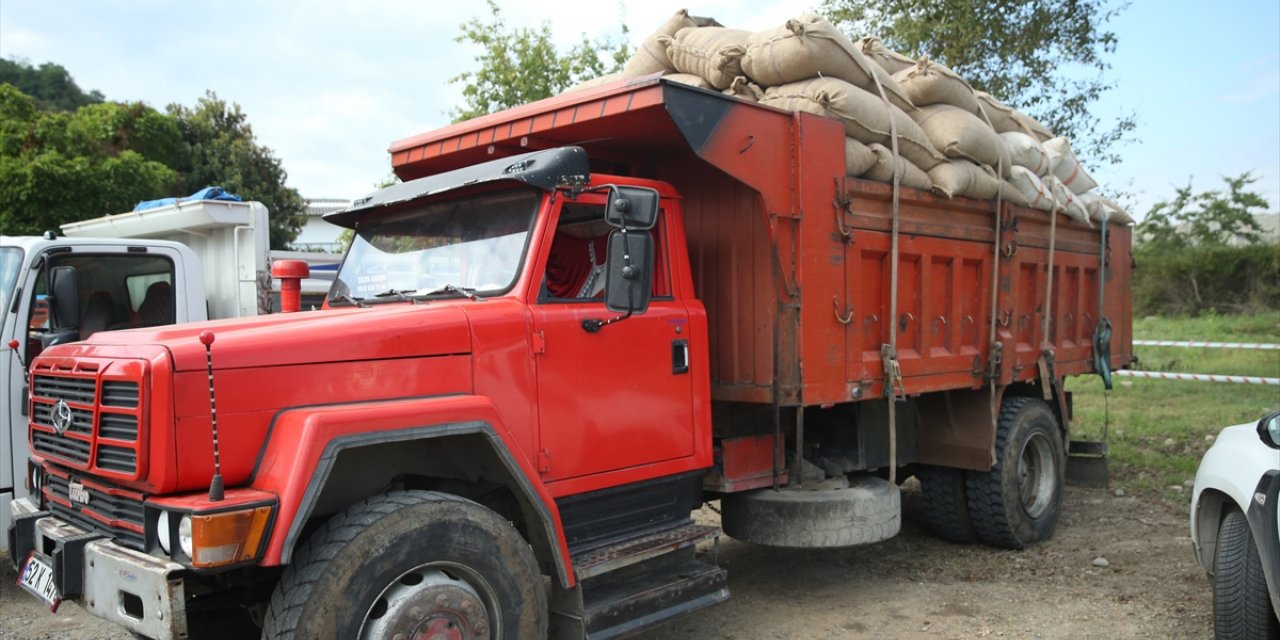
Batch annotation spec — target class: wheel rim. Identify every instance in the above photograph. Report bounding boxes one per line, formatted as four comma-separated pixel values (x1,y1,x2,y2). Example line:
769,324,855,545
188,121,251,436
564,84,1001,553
359,563,499,640
1017,431,1056,519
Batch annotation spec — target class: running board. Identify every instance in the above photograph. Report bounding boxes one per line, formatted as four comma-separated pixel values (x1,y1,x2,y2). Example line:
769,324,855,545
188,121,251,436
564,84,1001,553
551,522,728,639
549,556,729,640
1066,440,1109,488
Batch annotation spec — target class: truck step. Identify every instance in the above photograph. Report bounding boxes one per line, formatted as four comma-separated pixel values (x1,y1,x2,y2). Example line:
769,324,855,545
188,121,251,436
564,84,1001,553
571,522,719,581
550,556,729,640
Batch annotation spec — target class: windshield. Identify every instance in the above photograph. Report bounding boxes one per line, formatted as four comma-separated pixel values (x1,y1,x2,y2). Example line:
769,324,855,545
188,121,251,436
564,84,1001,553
0,246,21,335
331,188,540,304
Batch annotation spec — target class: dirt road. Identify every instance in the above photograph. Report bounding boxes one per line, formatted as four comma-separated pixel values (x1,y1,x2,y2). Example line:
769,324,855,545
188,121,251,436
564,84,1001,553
1,483,1210,639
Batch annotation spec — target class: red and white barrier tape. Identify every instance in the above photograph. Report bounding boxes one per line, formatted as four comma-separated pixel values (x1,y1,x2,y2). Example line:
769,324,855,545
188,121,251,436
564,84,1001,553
1115,370,1279,385
1134,340,1279,351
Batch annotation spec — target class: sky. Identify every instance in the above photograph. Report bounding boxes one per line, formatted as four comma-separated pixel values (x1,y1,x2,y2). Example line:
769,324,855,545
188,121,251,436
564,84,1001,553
1,0,1277,220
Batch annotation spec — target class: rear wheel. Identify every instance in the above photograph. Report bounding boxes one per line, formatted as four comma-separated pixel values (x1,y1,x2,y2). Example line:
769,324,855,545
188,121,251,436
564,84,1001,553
966,396,1064,549
917,465,977,544
1213,509,1279,640
262,490,546,639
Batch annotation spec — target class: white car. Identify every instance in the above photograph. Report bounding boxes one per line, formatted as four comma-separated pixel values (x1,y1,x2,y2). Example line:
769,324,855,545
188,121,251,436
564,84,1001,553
1192,411,1280,639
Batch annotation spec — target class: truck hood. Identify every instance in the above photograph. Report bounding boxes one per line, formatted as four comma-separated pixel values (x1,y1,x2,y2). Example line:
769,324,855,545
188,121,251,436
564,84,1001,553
79,303,472,372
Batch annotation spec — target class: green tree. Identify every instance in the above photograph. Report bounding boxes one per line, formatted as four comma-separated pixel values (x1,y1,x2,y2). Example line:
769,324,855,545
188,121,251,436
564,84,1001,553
1132,172,1277,315
0,85,179,234
0,57,104,111
449,0,630,122
1136,172,1271,249
167,92,305,249
821,0,1136,165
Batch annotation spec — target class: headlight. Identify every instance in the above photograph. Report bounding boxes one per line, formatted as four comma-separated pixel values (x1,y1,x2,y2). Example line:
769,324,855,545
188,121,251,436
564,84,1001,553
178,514,194,558
157,511,172,554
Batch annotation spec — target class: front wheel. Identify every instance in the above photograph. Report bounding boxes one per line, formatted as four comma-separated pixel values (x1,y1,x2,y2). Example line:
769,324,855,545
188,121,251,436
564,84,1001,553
1213,509,1280,640
966,396,1065,549
262,491,547,640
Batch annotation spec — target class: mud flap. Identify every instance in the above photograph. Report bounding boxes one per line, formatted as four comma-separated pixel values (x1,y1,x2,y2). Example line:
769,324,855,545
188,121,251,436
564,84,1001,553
1066,440,1109,488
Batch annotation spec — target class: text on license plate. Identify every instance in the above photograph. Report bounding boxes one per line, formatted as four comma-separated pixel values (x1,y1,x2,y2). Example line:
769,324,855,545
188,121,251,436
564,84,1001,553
18,552,62,612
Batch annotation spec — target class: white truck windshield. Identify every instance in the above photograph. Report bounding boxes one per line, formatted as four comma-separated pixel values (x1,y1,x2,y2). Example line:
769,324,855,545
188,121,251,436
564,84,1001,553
331,188,539,304
0,247,20,334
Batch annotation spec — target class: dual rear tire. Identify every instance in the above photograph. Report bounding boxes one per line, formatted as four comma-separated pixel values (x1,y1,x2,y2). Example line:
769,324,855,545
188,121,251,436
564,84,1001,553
919,396,1065,549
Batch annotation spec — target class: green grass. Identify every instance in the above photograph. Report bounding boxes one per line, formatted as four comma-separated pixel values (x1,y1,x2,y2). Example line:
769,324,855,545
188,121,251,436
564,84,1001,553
1068,311,1279,502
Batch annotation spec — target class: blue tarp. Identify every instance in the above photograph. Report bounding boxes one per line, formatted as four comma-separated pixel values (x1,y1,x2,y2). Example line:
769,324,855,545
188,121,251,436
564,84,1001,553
133,186,243,212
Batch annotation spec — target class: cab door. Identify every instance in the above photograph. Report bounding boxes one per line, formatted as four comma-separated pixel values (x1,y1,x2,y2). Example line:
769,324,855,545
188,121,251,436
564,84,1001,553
530,196,696,482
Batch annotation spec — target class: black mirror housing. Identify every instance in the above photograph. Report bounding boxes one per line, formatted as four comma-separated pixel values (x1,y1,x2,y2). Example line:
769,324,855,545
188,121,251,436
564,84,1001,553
605,186,659,230
604,231,654,314
1258,411,1280,449
49,265,80,331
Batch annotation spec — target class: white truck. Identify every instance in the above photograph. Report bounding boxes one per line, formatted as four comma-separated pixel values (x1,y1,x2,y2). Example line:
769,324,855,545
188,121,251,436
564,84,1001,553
1,198,332,540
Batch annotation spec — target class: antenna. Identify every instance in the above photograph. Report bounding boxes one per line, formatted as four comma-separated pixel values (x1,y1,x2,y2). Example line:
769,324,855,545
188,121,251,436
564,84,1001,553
199,331,224,502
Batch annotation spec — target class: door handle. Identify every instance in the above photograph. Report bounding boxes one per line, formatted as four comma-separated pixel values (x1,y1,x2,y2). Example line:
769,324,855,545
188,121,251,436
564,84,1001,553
672,339,689,374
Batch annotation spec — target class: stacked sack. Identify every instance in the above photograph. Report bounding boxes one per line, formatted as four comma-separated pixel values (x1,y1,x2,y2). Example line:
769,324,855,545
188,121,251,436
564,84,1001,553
574,9,1131,226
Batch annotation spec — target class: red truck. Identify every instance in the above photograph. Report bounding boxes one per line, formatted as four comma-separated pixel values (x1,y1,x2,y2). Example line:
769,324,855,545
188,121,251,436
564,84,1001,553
9,76,1132,639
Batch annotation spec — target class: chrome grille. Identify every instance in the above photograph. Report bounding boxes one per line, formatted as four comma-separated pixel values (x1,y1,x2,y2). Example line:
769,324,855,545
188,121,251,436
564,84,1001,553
45,472,145,550
33,376,95,404
30,368,144,478
95,445,137,473
32,431,91,464
101,381,139,407
99,414,139,441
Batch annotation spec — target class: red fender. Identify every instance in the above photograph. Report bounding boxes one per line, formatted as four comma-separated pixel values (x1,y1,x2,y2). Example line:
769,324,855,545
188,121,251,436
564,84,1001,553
249,394,574,586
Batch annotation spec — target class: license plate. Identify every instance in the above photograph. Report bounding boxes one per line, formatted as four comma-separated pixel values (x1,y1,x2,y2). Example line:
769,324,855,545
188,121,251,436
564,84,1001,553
18,551,62,613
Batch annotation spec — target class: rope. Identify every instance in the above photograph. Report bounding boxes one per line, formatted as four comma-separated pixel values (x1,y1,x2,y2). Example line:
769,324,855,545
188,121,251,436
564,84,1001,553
1133,340,1280,351
1111,371,1280,384
1037,173,1062,401
974,92,1006,442
869,68,902,487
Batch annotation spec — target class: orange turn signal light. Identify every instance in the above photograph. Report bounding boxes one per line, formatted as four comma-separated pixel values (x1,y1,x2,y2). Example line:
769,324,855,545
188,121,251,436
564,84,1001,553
189,506,272,569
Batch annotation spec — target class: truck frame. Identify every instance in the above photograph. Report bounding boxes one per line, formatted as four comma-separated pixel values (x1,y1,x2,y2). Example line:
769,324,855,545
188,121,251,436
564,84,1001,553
9,76,1132,639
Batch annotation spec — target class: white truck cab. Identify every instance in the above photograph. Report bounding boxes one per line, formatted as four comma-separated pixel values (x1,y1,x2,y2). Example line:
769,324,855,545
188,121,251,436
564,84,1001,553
1,199,274,539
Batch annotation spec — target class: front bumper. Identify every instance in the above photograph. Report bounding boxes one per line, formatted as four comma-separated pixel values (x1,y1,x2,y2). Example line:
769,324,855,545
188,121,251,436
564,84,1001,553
9,497,189,640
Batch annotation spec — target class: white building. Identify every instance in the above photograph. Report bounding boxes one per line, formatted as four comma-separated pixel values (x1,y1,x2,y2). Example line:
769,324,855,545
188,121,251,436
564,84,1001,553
291,198,350,253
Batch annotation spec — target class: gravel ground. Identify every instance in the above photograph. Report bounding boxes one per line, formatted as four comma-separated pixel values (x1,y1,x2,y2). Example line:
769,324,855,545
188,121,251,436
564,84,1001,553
1,482,1211,639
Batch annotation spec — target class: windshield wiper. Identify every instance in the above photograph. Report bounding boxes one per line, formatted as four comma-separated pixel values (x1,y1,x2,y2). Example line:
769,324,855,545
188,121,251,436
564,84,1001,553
372,289,417,302
423,284,482,301
330,293,369,308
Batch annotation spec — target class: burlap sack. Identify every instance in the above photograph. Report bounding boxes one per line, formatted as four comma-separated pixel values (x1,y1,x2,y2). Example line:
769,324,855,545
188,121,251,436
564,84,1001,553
844,137,877,176
1001,132,1051,176
892,58,983,116
723,76,765,102
1043,175,1091,225
1001,180,1032,207
856,37,915,74
861,143,933,190
1009,166,1054,211
742,15,914,112
1043,137,1098,195
975,92,1054,141
663,72,713,89
761,77,944,170
622,9,697,77
1078,191,1135,225
910,104,1009,172
927,160,1002,200
663,27,750,89
564,72,623,94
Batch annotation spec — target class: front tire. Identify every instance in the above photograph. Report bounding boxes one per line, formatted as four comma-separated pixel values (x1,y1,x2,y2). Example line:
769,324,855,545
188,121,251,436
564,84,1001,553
262,490,547,640
1213,509,1280,640
966,396,1065,549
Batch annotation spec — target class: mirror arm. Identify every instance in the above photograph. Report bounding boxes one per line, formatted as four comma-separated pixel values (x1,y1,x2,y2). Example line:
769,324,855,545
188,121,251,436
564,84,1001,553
582,309,633,333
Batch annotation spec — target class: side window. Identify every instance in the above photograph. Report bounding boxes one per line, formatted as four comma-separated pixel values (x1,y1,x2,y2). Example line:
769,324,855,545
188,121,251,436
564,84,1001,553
24,253,176,352
542,202,671,301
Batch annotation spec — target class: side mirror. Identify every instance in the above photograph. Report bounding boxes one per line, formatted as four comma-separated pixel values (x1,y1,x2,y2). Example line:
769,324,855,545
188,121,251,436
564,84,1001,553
605,186,660,230
1258,411,1280,449
604,230,654,314
49,265,80,331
